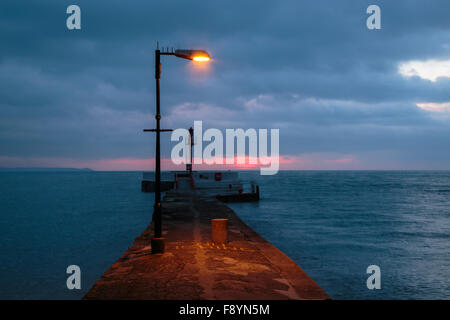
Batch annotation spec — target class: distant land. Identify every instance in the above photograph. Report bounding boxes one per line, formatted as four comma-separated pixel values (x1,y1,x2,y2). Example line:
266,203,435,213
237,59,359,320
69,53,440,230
0,167,94,172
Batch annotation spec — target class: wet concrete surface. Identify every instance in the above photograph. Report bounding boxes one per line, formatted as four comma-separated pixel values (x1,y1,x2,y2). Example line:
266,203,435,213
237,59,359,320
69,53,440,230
84,187,329,300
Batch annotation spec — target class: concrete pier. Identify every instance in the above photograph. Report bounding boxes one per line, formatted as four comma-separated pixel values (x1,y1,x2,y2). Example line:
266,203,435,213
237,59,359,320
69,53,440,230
84,179,329,300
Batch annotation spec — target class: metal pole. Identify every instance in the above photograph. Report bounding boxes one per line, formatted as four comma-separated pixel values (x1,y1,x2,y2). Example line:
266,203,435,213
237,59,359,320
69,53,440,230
154,49,162,239
189,127,194,174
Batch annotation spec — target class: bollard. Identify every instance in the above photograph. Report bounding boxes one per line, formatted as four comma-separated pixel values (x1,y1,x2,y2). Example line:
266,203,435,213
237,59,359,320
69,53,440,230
151,237,165,254
211,219,228,244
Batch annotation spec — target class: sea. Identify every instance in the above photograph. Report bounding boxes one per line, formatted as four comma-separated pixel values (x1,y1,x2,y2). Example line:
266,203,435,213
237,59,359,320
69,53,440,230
0,170,449,299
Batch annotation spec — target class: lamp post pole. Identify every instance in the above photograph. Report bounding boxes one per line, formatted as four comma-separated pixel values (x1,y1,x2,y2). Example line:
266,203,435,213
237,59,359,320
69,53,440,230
154,49,162,239
144,49,170,253
149,49,176,252
144,46,211,254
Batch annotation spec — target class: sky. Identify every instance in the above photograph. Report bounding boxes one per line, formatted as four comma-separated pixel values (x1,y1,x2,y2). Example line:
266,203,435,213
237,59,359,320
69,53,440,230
1,0,450,170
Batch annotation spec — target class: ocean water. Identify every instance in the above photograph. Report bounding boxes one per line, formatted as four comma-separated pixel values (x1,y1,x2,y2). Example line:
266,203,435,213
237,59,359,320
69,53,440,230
229,171,450,300
0,171,449,299
0,172,152,299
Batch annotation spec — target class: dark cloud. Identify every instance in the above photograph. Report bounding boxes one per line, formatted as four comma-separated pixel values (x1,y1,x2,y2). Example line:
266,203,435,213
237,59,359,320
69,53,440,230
1,0,450,168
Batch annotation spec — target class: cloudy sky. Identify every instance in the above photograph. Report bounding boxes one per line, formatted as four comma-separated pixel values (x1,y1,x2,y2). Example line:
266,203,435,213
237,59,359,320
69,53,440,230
1,0,450,170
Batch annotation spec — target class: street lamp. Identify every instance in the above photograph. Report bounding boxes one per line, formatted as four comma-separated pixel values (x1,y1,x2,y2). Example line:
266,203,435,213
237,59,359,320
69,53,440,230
173,49,211,61
144,45,211,254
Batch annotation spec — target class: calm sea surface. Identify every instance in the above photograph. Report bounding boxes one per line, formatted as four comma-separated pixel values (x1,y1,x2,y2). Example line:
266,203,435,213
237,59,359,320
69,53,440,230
0,171,449,299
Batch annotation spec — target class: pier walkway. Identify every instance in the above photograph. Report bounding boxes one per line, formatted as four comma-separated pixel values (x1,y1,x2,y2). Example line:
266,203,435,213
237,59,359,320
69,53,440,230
84,179,329,300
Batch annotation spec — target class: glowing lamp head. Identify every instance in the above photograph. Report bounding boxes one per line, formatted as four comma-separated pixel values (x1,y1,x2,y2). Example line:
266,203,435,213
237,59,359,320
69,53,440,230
193,56,211,62
175,49,211,62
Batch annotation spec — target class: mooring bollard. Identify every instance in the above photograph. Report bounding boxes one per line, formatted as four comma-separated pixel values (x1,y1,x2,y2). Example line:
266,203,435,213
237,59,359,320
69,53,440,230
211,219,228,244
151,237,165,254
